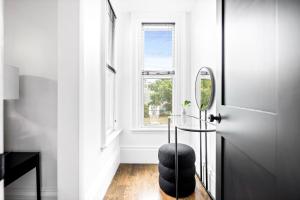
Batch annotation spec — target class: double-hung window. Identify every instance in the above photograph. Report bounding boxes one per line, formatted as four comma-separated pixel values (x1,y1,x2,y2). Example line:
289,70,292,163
142,23,175,127
105,0,116,134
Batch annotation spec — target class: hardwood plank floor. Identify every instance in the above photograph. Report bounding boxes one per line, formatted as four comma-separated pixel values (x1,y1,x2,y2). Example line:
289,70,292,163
104,164,212,200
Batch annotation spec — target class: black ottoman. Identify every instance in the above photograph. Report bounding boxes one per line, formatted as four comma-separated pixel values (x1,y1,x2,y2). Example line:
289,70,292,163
159,163,196,182
158,143,196,198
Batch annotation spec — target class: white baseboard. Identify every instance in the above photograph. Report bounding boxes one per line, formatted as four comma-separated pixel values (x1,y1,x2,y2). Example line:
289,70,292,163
5,188,57,200
85,140,120,200
120,146,159,164
96,151,120,200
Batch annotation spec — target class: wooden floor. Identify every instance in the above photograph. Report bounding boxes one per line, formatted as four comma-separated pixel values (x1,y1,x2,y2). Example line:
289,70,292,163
104,164,212,200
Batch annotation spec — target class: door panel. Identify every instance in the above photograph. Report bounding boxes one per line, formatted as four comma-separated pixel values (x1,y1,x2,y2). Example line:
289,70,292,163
223,140,276,200
224,0,276,113
219,108,276,174
217,0,277,199
217,0,300,199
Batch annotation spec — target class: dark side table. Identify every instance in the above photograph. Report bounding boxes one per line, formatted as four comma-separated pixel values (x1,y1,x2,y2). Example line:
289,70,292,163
168,115,216,200
4,152,41,200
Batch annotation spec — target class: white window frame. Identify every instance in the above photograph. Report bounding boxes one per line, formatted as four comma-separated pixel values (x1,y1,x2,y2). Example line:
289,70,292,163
130,13,190,132
141,23,175,128
105,0,117,135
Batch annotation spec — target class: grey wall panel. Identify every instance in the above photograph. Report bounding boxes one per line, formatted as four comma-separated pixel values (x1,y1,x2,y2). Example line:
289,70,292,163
4,76,57,191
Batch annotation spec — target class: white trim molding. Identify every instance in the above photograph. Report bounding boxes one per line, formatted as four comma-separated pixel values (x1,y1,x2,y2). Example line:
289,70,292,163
5,187,57,200
87,147,120,200
129,12,191,130
130,128,174,133
120,146,160,164
102,129,123,150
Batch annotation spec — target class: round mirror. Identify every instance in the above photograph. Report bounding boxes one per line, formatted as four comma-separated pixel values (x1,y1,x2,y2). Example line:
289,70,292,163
195,67,214,111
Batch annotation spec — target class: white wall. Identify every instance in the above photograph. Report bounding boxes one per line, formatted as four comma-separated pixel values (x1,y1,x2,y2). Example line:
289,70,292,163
57,0,80,199
190,0,217,197
4,0,57,199
2,0,218,199
112,0,218,196
114,8,192,163
58,0,120,199
111,0,196,13
79,0,120,199
0,0,4,199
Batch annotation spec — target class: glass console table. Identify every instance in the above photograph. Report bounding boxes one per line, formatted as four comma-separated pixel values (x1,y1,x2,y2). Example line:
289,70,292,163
167,115,216,200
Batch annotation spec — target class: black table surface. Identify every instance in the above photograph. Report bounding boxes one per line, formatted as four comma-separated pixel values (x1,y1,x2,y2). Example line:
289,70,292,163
5,152,38,168
4,152,40,187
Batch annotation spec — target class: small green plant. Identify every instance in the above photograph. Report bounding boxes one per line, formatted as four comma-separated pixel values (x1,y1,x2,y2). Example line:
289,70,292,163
182,100,191,109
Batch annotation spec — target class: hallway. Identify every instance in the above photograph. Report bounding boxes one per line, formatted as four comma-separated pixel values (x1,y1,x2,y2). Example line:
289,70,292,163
1,0,300,199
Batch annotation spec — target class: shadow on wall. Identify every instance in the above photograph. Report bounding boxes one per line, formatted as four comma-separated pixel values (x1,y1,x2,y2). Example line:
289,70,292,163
4,75,57,190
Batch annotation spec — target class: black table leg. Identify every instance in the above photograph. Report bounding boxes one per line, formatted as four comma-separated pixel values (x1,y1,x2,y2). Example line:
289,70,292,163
4,152,42,199
205,131,208,190
36,154,41,200
175,126,178,200
168,118,171,143
205,110,208,190
199,111,202,182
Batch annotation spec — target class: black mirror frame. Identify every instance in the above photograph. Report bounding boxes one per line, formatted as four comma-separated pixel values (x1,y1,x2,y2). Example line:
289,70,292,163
195,67,215,111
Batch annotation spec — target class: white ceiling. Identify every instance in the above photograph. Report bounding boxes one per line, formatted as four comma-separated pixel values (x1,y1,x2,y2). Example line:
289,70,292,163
110,0,197,12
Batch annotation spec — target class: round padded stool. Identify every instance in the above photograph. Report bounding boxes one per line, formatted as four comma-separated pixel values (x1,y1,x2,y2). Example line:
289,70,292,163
158,143,196,198
158,143,196,169
159,163,195,182
159,175,196,198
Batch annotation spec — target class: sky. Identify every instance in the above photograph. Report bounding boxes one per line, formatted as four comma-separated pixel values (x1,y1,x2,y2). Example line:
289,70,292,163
144,30,173,70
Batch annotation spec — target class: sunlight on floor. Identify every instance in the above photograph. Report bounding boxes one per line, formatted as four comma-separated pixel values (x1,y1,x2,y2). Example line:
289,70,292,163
104,164,211,200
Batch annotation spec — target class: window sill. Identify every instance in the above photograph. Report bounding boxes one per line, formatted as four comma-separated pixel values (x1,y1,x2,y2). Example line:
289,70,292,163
101,129,123,151
130,127,174,133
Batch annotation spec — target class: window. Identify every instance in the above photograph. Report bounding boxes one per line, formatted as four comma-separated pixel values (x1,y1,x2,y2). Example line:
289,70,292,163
142,23,175,126
105,0,116,134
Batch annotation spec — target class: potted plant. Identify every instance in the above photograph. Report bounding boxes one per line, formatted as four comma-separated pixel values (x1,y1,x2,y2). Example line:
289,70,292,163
182,100,191,116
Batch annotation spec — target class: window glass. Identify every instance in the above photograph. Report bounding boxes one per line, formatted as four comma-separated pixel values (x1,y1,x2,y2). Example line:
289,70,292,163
143,28,173,71
105,0,116,133
105,70,115,131
143,78,173,126
142,24,175,127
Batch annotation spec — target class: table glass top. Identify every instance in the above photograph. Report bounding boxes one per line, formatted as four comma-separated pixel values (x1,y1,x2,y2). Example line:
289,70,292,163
168,115,216,132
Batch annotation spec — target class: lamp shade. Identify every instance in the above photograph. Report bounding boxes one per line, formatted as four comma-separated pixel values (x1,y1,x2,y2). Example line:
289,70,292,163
4,65,19,100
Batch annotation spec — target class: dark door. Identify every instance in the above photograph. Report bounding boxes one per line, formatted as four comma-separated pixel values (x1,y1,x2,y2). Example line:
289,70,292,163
216,0,277,199
217,0,300,199
277,0,300,199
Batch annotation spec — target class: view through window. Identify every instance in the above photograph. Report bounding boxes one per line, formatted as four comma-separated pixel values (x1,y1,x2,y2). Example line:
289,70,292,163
142,23,175,126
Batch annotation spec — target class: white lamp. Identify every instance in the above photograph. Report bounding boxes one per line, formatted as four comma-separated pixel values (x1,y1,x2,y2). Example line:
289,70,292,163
4,65,19,100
